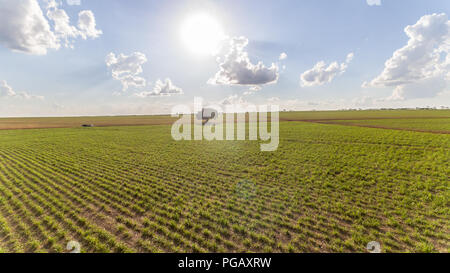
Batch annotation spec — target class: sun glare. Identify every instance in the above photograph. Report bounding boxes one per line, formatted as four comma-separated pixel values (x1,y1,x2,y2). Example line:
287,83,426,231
180,13,225,56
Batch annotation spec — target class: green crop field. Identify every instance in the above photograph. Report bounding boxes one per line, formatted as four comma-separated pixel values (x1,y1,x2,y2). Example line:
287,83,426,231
0,110,448,253
318,118,450,133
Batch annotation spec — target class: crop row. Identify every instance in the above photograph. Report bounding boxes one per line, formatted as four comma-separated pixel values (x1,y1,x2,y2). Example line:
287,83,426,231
0,121,448,252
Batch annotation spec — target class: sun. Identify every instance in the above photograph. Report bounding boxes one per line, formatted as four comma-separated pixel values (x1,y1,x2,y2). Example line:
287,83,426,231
180,13,225,56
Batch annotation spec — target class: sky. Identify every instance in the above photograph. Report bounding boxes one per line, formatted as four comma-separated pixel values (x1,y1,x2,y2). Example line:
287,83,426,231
0,0,449,117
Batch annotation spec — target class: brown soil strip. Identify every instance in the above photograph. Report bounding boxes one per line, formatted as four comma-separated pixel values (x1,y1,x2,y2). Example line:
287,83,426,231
0,121,176,131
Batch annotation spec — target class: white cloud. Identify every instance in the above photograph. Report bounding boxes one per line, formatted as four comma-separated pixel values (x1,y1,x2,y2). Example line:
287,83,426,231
0,0,101,55
67,0,81,5
46,2,102,41
386,86,405,101
134,79,183,97
366,0,381,6
44,0,59,9
217,94,251,112
300,52,354,87
220,94,246,105
346,52,354,63
241,85,262,96
0,0,59,55
78,10,102,39
106,52,148,91
208,36,279,87
267,97,280,103
106,52,183,97
365,13,450,99
351,96,376,106
0,80,16,97
0,80,44,100
249,85,262,92
279,52,287,60
46,5,79,47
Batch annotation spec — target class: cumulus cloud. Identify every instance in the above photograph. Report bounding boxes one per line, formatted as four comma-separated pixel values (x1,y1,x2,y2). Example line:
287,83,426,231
44,0,59,9
0,0,101,55
366,0,381,6
217,94,251,112
208,36,279,87
0,80,44,100
300,52,354,87
46,2,102,41
134,79,183,97
220,94,246,106
365,13,450,100
346,52,354,63
279,52,287,60
385,87,405,101
106,52,148,91
106,52,183,97
0,0,59,55
46,5,79,47
0,80,15,97
77,10,102,39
